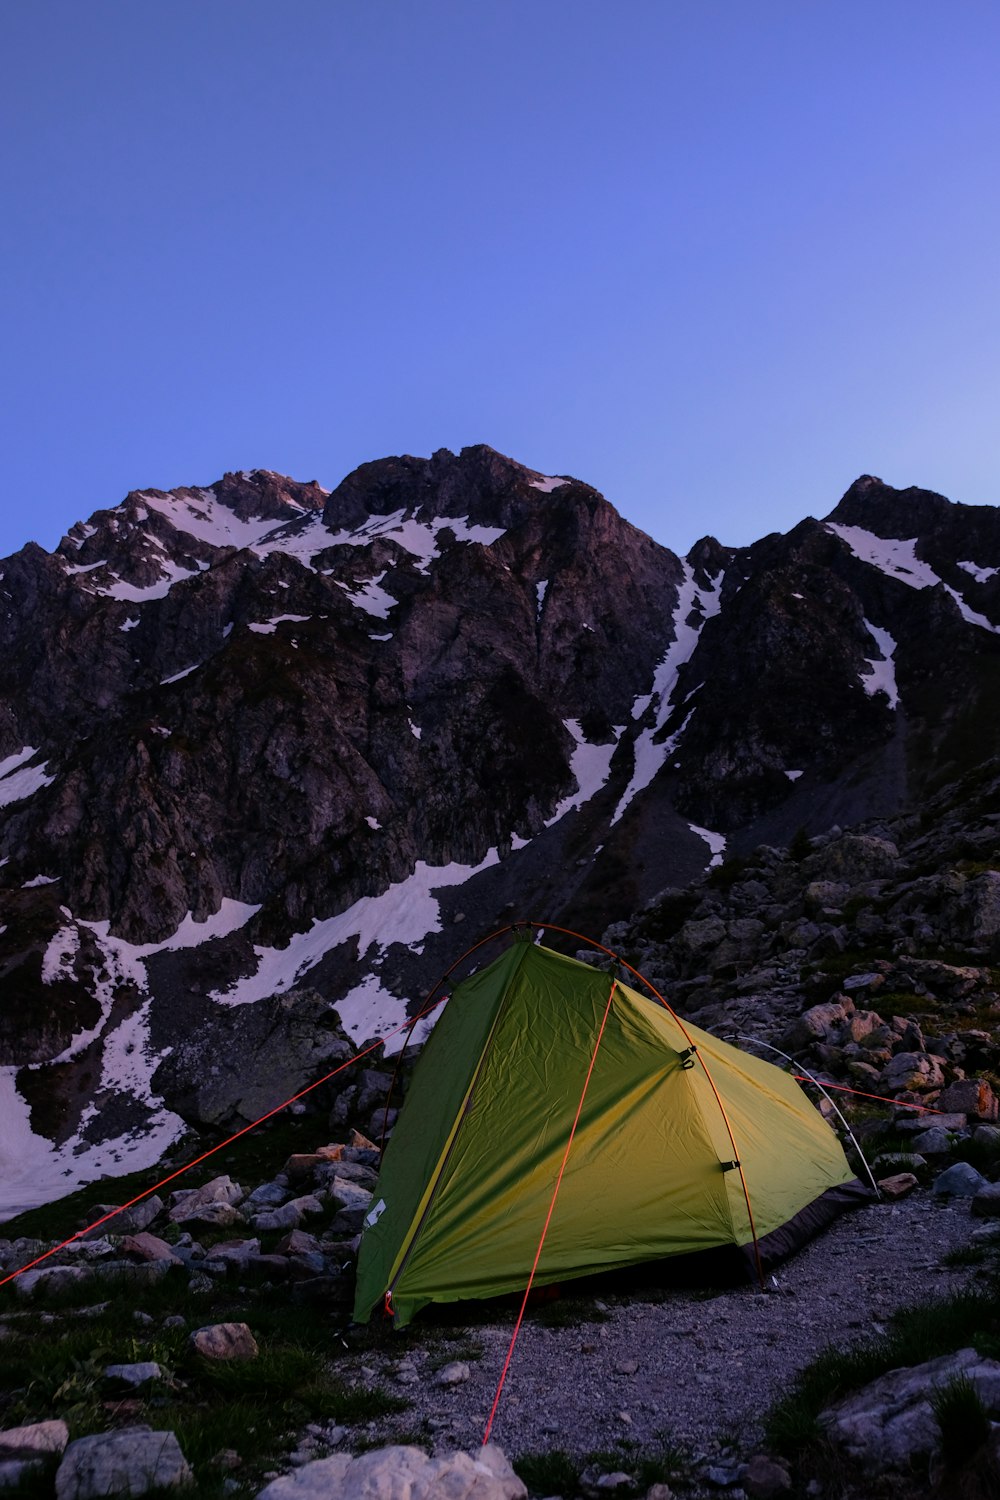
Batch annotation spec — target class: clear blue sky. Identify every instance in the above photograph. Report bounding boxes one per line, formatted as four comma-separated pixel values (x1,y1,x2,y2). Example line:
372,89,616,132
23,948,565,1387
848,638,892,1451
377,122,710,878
2,1,999,562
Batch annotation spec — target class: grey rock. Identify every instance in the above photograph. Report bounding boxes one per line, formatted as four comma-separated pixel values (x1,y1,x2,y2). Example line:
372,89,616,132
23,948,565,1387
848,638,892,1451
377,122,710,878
433,1360,471,1386
84,1197,164,1237
13,1265,88,1298
55,1429,192,1499
971,1182,1000,1218
245,1182,289,1209
907,1126,956,1155
325,1178,372,1211
932,1162,988,1196
820,1347,1000,1470
252,1199,314,1233
880,1053,944,1092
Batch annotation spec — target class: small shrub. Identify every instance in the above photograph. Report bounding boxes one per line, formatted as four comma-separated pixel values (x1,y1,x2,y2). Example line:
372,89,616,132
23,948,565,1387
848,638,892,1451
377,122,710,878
514,1450,580,1497
789,826,813,862
931,1374,992,1469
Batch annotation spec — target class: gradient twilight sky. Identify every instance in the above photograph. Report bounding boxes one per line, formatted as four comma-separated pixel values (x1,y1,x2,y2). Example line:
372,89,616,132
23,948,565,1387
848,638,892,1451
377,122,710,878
2,2,999,564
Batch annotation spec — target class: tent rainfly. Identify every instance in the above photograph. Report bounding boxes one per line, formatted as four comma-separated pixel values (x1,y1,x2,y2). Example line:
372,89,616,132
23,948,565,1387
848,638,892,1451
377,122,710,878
353,938,867,1326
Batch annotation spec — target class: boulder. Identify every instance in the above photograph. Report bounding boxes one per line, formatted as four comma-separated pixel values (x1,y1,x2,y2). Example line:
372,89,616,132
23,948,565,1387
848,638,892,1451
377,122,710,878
190,1322,259,1361
880,1053,944,1093
963,871,1000,950
152,988,353,1129
971,1183,1000,1218
13,1265,88,1298
254,1444,526,1500
937,1078,999,1121
804,834,899,884
251,1195,322,1233
121,1233,181,1264
83,1197,163,1237
876,1173,919,1200
0,1420,69,1457
739,1454,792,1498
783,1000,849,1052
55,1430,192,1499
907,1127,956,1155
820,1347,1000,1470
168,1176,244,1223
932,1162,988,1197
325,1178,372,1211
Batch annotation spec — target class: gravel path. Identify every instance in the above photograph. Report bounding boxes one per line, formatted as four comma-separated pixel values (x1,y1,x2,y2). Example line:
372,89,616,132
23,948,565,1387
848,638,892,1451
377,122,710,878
344,1191,983,1464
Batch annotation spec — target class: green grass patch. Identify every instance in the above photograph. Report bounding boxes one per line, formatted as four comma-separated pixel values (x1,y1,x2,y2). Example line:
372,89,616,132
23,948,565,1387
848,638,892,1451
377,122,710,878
514,1450,581,1497
514,1437,692,1500
528,1296,610,1328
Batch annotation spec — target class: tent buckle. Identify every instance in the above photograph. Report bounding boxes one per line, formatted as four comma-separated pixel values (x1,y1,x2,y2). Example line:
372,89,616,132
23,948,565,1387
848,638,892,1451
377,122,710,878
677,1046,697,1070
720,1159,741,1172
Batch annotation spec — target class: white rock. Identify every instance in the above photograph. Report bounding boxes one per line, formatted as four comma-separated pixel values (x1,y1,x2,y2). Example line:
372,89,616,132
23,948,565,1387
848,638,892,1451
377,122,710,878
434,1360,471,1386
254,1444,526,1500
104,1363,162,1387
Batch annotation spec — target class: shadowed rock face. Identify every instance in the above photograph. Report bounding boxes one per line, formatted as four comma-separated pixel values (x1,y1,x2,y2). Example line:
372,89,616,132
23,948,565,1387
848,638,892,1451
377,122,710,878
1,450,999,1203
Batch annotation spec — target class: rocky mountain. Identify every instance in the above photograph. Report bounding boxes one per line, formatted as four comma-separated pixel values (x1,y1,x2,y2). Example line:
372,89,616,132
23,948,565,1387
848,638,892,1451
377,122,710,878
1,448,999,1217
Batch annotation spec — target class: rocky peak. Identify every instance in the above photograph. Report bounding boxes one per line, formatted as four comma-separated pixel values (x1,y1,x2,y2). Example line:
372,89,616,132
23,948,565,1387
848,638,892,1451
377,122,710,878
321,444,590,537
686,535,732,586
826,475,958,537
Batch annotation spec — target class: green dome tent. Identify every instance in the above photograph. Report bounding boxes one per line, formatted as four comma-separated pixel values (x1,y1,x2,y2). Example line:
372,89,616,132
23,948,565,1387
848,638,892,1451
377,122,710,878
353,938,866,1327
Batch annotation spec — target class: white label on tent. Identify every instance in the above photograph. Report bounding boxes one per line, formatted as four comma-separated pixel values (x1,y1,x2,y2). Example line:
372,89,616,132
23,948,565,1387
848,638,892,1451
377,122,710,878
364,1198,387,1228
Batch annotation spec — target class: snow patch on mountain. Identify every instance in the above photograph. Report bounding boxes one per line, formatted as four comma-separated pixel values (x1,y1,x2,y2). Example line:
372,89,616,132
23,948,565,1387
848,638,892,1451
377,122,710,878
958,560,1000,584
0,750,55,809
828,523,1000,634
544,720,620,827
324,510,506,573
690,823,726,868
247,614,312,635
612,565,723,826
334,971,442,1055
209,853,502,1009
0,1063,181,1224
334,572,396,618
140,489,290,550
529,475,569,493
861,620,900,708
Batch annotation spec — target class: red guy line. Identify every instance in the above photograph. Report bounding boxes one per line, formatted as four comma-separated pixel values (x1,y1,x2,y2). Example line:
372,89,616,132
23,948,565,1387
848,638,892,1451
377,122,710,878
0,989,452,1290
792,1076,948,1115
481,978,619,1447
